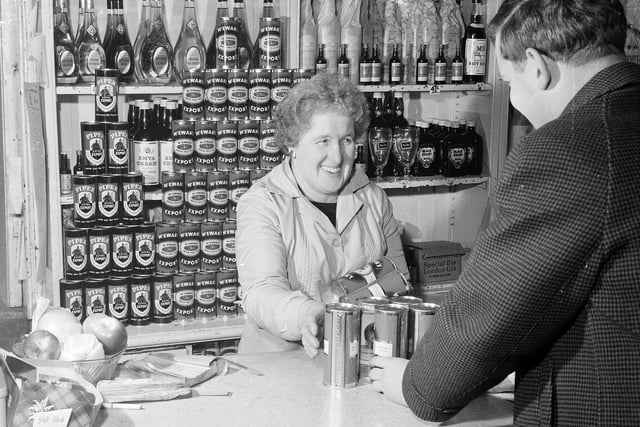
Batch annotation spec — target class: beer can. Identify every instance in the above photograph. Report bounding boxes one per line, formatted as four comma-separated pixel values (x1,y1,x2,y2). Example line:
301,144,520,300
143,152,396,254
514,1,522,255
216,270,238,318
237,120,260,170
249,168,269,186
222,220,237,270
134,222,156,275
179,221,201,272
182,69,205,120
390,295,423,308
111,225,134,276
64,228,88,280
330,257,410,304
88,227,111,279
84,279,107,317
227,69,249,120
216,120,238,171
59,279,84,322
130,275,152,325
214,16,238,69
373,303,409,358
248,69,271,120
152,273,174,323
207,171,229,222
194,120,217,172
255,17,281,69
120,172,144,225
356,296,390,381
159,136,174,174
195,271,217,320
95,68,118,122
184,171,208,223
201,221,223,271
155,222,179,274
161,171,184,223
270,68,292,114
97,174,120,227
259,119,281,170
228,170,250,220
174,272,196,323
73,175,97,228
107,277,130,324
408,302,439,358
293,68,314,86
172,119,195,172
106,121,129,174
133,139,159,185
323,303,361,388
205,68,228,121
81,121,107,175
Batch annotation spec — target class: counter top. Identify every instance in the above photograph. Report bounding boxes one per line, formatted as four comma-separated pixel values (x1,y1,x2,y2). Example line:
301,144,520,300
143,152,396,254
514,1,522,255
95,350,512,427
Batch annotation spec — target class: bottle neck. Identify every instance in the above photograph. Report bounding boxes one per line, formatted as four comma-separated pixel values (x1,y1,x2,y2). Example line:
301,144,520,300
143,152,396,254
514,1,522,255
182,1,197,24
217,0,229,17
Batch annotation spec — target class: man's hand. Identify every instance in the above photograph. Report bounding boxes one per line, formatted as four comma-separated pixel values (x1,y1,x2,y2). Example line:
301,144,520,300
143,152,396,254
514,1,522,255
369,356,409,407
299,302,325,359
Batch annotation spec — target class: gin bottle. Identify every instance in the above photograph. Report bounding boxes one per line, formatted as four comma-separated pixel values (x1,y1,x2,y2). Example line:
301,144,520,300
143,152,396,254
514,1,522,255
76,0,106,80
54,0,79,84
104,0,135,83
133,0,152,82
232,0,253,69
174,0,206,84
139,0,174,84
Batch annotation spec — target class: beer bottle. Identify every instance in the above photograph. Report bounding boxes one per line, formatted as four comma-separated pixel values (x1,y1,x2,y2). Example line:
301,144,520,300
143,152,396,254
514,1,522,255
359,43,371,85
441,120,467,177
232,0,254,69
261,0,275,18
315,44,328,74
54,0,79,85
451,46,464,84
370,44,382,85
434,44,447,84
370,92,388,128
354,143,368,175
389,92,409,129
206,0,235,69
133,101,160,185
413,121,440,176
338,44,350,79
389,44,402,85
416,43,429,85
173,0,206,84
464,0,487,83
382,91,394,123
60,152,72,196
104,0,135,83
465,120,483,175
74,150,84,175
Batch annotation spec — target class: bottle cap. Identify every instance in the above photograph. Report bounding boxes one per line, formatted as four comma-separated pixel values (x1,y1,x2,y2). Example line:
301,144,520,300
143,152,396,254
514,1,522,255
373,92,383,99
393,92,403,98
467,120,476,127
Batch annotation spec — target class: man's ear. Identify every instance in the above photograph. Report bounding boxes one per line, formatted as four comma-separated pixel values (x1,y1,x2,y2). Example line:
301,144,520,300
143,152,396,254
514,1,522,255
525,48,552,90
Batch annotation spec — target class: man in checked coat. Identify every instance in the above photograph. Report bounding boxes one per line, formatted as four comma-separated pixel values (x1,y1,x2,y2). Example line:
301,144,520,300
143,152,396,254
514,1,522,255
370,0,640,425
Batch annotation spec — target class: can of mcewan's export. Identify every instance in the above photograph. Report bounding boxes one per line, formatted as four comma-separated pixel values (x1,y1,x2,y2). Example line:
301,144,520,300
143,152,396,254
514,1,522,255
172,120,195,172
228,170,250,220
237,120,260,170
248,69,271,120
120,172,144,226
185,171,208,223
152,273,174,323
106,121,129,174
73,175,97,228
293,68,314,86
214,16,238,69
111,225,134,277
134,222,156,275
174,272,195,323
84,279,107,318
161,171,184,223
155,222,179,274
195,120,217,172
222,219,237,270
195,271,217,321
179,221,201,272
60,279,84,322
95,68,118,122
249,169,268,185
227,69,249,120
255,17,281,69
323,302,361,388
107,277,129,324
64,228,88,280
182,69,205,120
88,227,110,279
270,68,292,114
81,121,107,175
408,302,439,358
259,119,281,170
207,171,229,222
216,120,238,171
373,303,409,359
130,275,152,325
216,270,238,318
205,68,228,120
356,296,390,381
97,174,120,227
201,220,223,271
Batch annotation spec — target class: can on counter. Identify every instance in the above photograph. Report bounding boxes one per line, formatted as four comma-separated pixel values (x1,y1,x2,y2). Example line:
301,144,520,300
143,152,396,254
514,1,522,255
60,279,84,322
73,175,97,228
84,279,107,317
120,172,144,225
390,295,423,307
408,302,439,358
227,69,249,120
172,119,195,172
107,277,130,324
152,273,174,323
97,174,120,227
111,225,134,276
373,303,409,359
270,68,292,114
356,296,390,381
248,69,271,120
207,171,229,222
216,270,238,318
214,16,238,69
259,119,281,170
182,69,205,120
201,221,223,271
134,222,156,275
129,275,152,325
195,271,217,321
81,121,107,175
155,222,179,273
293,68,314,86
106,121,129,174
205,68,228,121
161,171,185,223
194,120,217,172
323,303,361,388
174,272,196,323
179,221,201,272
237,120,260,170
88,227,111,279
64,228,88,280
216,120,238,171
222,220,237,270
185,171,208,223
254,17,281,69
228,170,250,220
95,68,118,122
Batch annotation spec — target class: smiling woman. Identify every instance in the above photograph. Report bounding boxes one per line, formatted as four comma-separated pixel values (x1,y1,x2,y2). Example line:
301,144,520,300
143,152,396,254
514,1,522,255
235,74,409,356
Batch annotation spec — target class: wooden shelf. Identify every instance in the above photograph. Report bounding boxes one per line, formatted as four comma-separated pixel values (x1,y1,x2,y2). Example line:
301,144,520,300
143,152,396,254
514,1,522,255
376,175,489,189
357,83,493,93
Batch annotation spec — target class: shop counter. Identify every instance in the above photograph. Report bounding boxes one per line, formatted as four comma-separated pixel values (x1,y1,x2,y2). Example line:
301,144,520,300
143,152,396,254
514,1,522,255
95,350,513,426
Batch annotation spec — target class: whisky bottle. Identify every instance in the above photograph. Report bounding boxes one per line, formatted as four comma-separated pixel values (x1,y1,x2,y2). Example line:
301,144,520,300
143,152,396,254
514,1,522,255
104,0,135,83
74,150,84,175
337,44,350,79
463,0,487,83
451,46,464,84
60,152,72,196
389,44,402,85
76,0,106,81
358,43,371,85
54,0,79,84
370,44,382,85
315,44,328,74
139,0,174,84
174,0,206,84
416,43,429,85
434,44,447,84
232,0,253,69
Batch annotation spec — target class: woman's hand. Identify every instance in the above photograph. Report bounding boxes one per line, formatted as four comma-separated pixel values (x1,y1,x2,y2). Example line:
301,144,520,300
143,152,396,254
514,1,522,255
369,356,409,407
299,302,325,359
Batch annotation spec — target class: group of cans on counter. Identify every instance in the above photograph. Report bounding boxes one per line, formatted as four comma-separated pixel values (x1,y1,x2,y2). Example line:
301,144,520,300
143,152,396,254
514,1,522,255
324,295,439,388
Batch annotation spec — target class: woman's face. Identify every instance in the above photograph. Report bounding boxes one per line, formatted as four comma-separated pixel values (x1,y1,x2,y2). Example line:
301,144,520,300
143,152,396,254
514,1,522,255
291,110,356,203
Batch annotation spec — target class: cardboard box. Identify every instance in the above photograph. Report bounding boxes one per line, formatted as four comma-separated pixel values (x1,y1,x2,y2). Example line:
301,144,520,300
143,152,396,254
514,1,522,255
406,241,465,284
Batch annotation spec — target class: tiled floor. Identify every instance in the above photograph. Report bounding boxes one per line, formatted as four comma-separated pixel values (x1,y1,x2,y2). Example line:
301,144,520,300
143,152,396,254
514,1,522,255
0,302,29,352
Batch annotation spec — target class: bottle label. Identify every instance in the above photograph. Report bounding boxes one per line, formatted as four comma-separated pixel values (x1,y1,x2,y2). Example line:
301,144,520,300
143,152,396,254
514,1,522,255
391,63,402,82
448,147,466,169
87,24,97,37
61,174,72,195
116,23,125,35
116,49,132,75
418,146,435,168
452,62,463,82
134,140,159,185
186,18,197,32
58,22,69,34
338,63,350,79
152,47,170,75
359,63,371,83
316,63,327,73
371,63,381,83
464,39,487,76
417,63,429,83
87,49,103,73
58,49,76,76
435,63,447,83
185,46,203,71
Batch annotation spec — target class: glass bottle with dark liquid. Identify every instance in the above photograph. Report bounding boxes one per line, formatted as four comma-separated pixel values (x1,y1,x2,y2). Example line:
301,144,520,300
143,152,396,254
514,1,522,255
370,44,382,85
338,44,350,79
464,0,487,83
389,44,402,85
359,43,371,85
54,0,79,84
315,44,328,74
232,0,253,69
415,43,429,85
